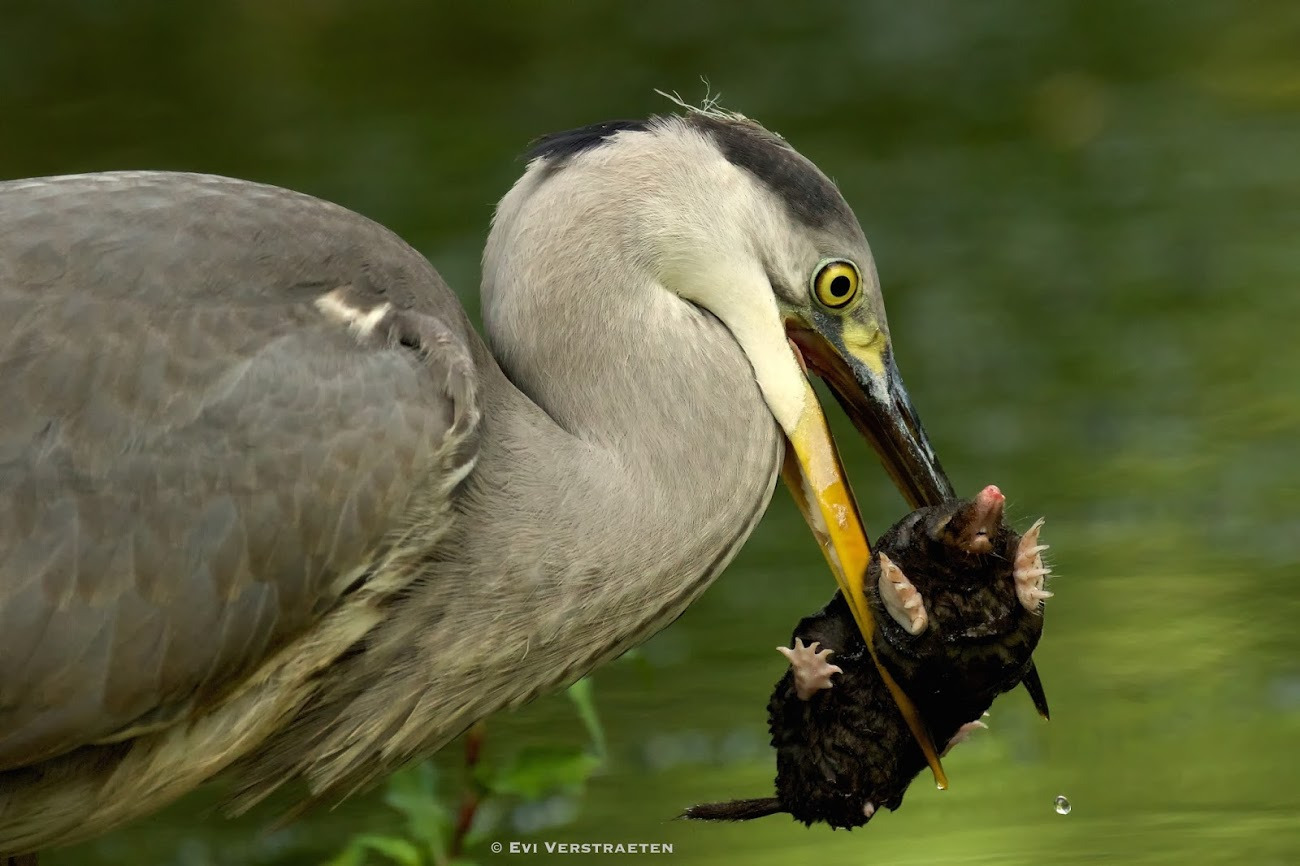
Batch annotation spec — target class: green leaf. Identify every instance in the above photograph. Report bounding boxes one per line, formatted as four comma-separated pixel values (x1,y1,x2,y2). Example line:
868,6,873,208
565,678,607,761
383,762,450,860
329,834,425,866
462,798,504,847
484,746,601,800
324,845,366,866
385,761,438,804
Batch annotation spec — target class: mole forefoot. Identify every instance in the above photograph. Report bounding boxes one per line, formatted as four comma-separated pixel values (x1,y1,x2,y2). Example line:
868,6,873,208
941,715,989,756
777,638,843,701
878,552,928,635
1014,517,1053,612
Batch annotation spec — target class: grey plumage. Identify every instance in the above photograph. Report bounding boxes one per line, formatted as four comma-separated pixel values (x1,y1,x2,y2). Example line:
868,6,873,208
0,112,954,855
0,173,476,767
688,114,858,232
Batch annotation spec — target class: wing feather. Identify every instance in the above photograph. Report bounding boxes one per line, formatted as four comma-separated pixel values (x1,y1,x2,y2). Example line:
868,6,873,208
0,172,480,770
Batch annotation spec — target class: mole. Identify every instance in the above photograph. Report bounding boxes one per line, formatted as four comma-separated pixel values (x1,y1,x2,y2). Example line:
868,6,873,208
684,485,1052,829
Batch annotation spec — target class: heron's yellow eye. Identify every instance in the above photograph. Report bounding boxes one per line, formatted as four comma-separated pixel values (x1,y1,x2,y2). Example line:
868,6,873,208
812,260,861,310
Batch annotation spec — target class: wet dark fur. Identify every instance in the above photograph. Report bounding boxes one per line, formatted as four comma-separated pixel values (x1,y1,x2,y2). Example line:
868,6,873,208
685,496,1045,829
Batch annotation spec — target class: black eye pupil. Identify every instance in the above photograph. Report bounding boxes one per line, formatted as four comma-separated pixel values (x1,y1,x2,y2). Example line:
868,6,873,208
830,274,852,298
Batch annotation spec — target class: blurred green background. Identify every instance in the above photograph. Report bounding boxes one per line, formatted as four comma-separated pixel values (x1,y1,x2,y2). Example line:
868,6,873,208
3,0,1299,863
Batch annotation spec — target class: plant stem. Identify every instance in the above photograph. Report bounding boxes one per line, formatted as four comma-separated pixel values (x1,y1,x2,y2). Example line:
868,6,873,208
449,722,488,858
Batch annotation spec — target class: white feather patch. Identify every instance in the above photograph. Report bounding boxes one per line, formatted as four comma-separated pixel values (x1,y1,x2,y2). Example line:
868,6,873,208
314,288,391,338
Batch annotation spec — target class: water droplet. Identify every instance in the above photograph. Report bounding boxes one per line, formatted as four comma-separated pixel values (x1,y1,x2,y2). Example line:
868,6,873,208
1054,794,1072,815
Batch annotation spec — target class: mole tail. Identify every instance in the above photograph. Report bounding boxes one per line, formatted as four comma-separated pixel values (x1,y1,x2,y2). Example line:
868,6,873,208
681,798,784,821
1022,660,1051,720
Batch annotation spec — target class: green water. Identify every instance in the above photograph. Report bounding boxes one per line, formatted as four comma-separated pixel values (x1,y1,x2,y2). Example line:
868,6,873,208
4,1,1298,863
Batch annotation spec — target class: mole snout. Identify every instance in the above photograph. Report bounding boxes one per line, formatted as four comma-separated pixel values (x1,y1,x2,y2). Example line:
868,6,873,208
939,483,1006,555
965,484,1005,553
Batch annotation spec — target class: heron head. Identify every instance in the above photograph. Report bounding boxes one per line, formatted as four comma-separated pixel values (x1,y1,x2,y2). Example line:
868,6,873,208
668,112,955,511
502,109,953,593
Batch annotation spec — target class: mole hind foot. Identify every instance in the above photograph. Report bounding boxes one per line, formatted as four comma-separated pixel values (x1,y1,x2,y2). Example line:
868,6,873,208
941,715,989,756
777,638,842,701
863,801,877,819
878,552,928,635
1014,518,1053,612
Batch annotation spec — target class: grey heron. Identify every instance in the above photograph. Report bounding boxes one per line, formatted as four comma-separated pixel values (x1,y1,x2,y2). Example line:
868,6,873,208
0,110,959,856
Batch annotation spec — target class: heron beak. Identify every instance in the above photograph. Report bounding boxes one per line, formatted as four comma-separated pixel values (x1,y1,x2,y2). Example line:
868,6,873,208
779,318,955,788
788,321,953,510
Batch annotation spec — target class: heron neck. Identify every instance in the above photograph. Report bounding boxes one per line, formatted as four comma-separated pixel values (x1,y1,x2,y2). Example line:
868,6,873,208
451,292,781,692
